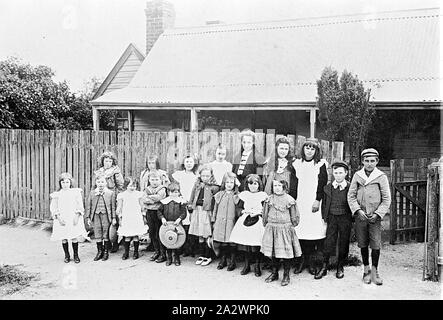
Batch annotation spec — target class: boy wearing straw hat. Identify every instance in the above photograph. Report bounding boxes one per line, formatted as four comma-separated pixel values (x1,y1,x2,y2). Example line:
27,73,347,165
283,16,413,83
347,148,391,285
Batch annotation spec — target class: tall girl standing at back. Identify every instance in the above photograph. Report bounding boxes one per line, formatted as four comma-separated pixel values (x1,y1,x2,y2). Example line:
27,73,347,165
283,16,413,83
292,138,328,276
232,130,265,191
50,173,88,263
171,155,199,256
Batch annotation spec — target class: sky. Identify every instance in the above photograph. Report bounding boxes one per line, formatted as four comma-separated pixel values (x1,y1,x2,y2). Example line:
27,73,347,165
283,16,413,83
0,0,440,93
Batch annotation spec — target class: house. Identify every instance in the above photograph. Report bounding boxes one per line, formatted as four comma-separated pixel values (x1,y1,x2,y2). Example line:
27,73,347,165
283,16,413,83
91,3,441,160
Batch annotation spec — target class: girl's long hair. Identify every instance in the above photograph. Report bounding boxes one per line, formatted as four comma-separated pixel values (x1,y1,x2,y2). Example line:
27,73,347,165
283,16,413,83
301,141,322,164
243,173,264,192
58,172,75,190
220,172,238,192
273,137,294,171
180,154,199,173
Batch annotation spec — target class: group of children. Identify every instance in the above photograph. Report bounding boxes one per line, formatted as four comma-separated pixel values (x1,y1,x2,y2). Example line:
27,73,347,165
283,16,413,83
50,131,391,287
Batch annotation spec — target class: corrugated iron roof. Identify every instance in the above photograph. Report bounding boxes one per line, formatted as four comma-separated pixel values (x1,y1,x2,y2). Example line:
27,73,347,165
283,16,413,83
92,8,441,106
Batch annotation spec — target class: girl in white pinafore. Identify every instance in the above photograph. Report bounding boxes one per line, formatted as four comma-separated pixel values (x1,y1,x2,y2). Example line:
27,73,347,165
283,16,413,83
50,172,88,264
292,138,328,275
117,177,148,260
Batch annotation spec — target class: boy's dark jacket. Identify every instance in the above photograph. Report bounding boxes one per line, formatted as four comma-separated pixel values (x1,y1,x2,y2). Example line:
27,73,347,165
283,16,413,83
87,188,116,222
321,181,352,221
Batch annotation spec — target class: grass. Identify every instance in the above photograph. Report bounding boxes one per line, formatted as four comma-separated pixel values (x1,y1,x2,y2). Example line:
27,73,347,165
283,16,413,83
0,264,36,296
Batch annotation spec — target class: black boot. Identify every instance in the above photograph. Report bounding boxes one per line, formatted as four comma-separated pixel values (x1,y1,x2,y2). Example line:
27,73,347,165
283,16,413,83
315,262,328,279
281,260,291,286
265,259,279,283
122,241,130,260
174,251,181,266
156,247,167,263
150,251,160,261
62,242,70,263
336,262,344,279
254,253,262,277
241,252,251,275
307,255,317,275
227,249,236,271
293,255,305,274
102,241,110,261
110,237,120,253
217,250,227,270
133,241,140,260
94,242,104,261
72,242,80,263
166,250,173,266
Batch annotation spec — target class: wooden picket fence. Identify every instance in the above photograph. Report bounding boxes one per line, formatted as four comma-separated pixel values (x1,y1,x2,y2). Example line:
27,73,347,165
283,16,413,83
0,129,343,221
389,158,440,244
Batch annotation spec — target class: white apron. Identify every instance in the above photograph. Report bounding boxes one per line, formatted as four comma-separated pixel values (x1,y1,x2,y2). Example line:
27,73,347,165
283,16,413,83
293,159,327,240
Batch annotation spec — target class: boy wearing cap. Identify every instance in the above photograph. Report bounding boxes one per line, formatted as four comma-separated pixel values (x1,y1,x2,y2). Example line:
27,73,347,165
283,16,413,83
348,148,391,285
315,160,352,279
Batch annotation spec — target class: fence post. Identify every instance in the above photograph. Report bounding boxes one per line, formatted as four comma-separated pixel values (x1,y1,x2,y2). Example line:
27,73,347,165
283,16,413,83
390,159,398,244
423,158,442,281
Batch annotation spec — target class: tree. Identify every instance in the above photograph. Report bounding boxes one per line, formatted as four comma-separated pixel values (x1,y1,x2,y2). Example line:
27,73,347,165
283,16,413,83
317,67,375,172
0,57,115,130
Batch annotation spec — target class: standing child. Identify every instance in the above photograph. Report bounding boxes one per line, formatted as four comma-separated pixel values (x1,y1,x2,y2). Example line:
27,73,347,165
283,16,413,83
143,171,167,262
232,130,266,191
87,174,117,261
117,177,148,260
158,182,188,266
315,161,352,279
261,180,302,286
211,172,240,271
94,151,124,253
208,144,233,186
292,138,328,276
188,165,220,266
348,148,391,285
229,174,268,276
140,155,171,191
50,173,88,263
94,151,125,192
172,155,199,256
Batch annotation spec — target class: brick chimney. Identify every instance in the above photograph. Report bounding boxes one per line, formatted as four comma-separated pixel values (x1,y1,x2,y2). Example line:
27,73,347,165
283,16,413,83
145,0,175,55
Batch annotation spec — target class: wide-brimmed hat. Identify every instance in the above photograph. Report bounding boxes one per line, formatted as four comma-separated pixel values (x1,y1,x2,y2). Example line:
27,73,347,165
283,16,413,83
159,222,186,249
206,236,220,257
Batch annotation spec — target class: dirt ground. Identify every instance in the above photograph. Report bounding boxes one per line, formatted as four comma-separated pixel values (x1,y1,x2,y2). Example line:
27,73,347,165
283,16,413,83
0,222,441,300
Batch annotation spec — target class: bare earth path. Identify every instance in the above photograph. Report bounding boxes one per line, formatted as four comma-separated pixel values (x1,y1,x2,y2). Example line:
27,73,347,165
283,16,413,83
0,224,441,300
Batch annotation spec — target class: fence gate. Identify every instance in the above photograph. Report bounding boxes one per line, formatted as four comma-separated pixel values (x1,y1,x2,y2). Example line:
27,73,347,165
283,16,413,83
389,158,439,244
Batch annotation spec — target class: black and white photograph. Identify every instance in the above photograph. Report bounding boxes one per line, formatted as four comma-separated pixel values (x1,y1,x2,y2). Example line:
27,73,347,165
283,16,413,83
0,0,441,304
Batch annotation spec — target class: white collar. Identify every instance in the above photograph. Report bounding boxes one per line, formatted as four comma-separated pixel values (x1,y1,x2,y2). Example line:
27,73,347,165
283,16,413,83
332,180,347,190
94,187,110,196
356,167,384,185
242,149,253,156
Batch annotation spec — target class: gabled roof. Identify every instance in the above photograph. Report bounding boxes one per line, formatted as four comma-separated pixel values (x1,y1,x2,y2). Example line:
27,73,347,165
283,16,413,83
92,8,441,107
92,43,145,100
